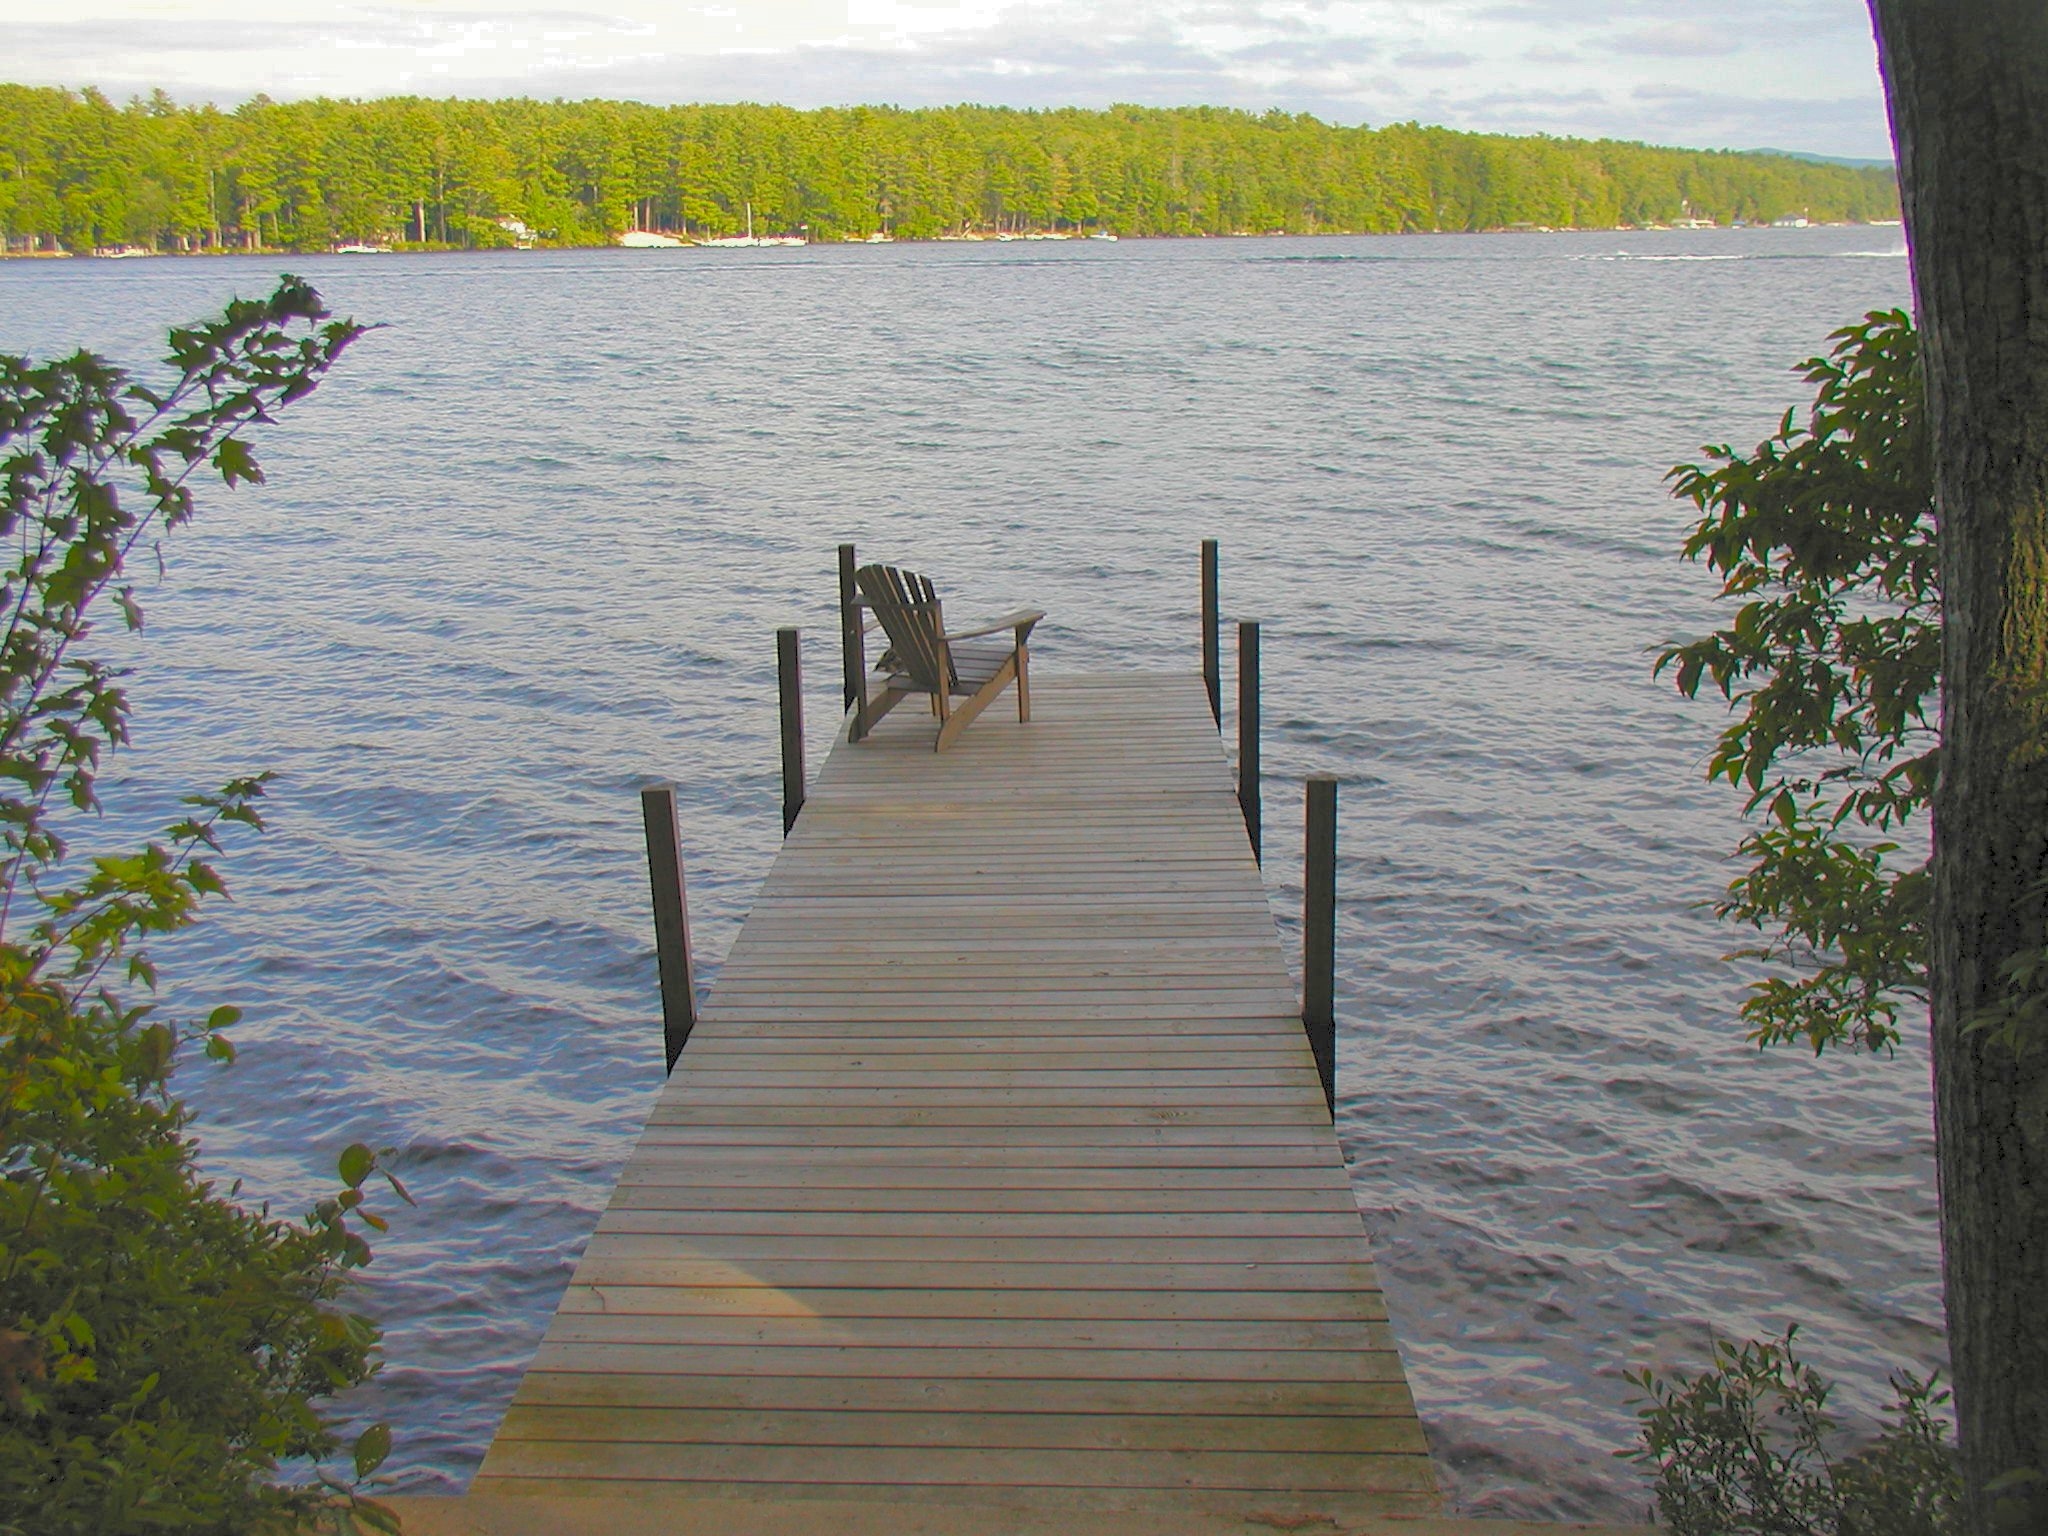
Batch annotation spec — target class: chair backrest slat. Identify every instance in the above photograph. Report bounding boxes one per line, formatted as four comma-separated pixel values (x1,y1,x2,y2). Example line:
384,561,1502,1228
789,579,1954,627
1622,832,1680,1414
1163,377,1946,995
857,563,949,693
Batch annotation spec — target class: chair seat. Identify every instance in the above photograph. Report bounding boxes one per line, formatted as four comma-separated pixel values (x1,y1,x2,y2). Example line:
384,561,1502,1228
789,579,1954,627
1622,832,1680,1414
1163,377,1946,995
878,640,1014,695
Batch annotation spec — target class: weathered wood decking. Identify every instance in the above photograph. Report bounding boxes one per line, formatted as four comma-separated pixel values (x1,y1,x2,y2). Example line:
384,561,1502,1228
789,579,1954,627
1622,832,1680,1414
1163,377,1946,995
470,672,1437,1524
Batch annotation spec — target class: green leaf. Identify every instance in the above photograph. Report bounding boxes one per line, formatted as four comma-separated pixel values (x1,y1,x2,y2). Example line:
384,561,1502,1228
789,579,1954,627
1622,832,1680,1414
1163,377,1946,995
338,1142,374,1189
211,435,263,488
135,1022,174,1081
353,1422,393,1480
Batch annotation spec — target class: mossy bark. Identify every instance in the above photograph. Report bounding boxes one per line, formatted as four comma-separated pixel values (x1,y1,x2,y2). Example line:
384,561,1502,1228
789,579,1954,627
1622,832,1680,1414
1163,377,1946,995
1869,2,2048,1527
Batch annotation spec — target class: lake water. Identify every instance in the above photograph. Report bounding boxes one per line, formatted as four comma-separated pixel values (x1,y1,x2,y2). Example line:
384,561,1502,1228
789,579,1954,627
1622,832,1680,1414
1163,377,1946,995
0,227,1931,1521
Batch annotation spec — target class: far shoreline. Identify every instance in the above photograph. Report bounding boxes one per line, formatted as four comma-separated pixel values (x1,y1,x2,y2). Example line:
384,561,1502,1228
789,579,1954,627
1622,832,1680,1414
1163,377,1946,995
2,219,1904,262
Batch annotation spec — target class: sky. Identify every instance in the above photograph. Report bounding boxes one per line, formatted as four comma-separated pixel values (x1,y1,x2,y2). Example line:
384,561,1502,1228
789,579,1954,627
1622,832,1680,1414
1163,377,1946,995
0,0,1896,159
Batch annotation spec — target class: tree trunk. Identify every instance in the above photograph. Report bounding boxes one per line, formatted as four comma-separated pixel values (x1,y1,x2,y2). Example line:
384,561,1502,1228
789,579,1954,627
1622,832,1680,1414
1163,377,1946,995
1867,3,2048,1528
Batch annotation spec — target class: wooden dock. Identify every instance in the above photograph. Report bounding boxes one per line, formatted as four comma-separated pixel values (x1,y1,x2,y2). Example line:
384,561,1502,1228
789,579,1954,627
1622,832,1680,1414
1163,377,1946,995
465,672,1437,1527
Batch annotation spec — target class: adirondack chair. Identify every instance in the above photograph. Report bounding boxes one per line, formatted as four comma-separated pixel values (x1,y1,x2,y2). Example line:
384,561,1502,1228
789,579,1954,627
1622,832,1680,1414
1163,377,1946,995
852,563,1043,751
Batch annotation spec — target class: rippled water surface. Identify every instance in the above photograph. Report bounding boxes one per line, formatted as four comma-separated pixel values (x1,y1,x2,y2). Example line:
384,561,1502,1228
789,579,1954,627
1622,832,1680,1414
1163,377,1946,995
0,229,1931,1520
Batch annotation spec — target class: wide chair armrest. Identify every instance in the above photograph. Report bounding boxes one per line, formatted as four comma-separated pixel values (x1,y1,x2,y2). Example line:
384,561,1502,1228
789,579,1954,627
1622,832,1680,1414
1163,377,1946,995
942,608,1045,643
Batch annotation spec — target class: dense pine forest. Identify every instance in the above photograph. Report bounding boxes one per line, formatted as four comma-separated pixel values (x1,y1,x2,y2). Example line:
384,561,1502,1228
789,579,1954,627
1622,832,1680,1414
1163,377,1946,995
0,85,1899,253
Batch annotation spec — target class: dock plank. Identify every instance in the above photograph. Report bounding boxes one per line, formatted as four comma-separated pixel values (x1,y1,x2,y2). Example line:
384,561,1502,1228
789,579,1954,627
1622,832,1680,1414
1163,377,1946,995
474,674,1435,1516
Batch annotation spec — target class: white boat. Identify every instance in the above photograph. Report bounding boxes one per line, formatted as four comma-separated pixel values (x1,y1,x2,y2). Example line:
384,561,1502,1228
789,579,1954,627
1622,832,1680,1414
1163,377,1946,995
333,242,393,255
698,203,806,248
94,245,156,258
618,229,688,249
1089,230,1118,241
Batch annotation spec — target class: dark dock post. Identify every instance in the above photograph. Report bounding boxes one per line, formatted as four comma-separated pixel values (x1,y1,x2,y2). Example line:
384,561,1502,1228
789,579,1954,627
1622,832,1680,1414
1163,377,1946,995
640,783,699,1073
838,543,865,742
1201,539,1220,726
778,627,805,835
1238,619,1261,864
1303,774,1337,1116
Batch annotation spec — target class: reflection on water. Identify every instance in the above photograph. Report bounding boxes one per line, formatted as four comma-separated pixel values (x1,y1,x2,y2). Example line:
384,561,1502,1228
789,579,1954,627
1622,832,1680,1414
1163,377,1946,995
0,227,1933,1521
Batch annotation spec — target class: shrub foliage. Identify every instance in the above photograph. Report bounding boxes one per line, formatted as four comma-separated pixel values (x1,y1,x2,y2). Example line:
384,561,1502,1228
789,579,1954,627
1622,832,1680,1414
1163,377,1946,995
1624,1329,1960,1536
0,278,404,1533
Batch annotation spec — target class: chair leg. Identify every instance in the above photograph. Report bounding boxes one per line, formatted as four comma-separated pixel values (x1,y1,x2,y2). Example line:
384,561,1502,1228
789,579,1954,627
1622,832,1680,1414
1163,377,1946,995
1015,641,1031,723
936,655,1018,751
849,673,869,743
857,684,912,737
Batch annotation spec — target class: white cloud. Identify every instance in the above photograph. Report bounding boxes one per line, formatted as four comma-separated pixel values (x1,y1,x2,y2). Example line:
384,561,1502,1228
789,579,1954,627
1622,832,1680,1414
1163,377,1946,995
0,0,1894,156
1609,21,1743,56
1394,49,1476,70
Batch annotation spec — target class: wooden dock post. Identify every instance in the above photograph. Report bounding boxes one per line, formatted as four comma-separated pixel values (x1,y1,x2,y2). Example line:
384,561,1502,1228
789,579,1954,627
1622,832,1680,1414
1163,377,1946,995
838,542,864,724
777,627,805,835
1201,538,1220,726
638,783,698,1072
1304,773,1338,1116
1238,619,1261,863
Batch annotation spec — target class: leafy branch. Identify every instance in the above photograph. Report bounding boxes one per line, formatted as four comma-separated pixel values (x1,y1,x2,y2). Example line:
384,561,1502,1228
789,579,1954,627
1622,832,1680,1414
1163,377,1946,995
0,274,365,940
1657,309,1936,1053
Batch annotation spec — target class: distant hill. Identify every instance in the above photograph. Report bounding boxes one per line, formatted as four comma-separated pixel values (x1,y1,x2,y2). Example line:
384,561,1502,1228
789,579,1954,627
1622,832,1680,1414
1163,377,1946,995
0,85,1904,253
1751,148,1897,171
